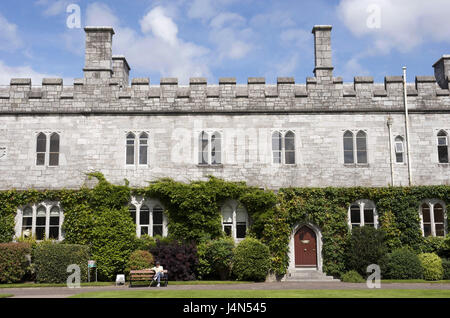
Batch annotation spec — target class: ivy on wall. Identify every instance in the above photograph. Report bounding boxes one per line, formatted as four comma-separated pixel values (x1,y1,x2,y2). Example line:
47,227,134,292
0,173,448,279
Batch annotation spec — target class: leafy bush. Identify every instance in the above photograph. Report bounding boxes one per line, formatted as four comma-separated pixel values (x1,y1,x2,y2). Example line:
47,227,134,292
419,237,447,257
126,250,154,274
0,243,31,283
341,270,365,283
346,226,387,276
149,239,198,281
380,247,423,279
134,235,158,251
418,253,444,281
442,258,450,280
33,242,90,283
232,238,271,282
197,238,234,280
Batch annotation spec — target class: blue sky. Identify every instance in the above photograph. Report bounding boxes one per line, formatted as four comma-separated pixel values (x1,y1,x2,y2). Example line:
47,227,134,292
0,0,448,85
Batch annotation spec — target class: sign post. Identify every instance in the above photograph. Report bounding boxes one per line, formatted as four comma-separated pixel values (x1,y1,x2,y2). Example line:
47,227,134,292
88,260,97,283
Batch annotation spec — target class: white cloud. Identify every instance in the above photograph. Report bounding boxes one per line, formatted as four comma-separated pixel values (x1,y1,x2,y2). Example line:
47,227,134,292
0,14,23,52
0,60,68,85
280,29,310,48
85,2,120,28
35,0,74,17
337,0,450,53
140,7,179,46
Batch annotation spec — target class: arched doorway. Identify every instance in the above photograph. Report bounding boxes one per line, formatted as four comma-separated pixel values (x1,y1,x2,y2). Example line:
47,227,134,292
294,226,317,267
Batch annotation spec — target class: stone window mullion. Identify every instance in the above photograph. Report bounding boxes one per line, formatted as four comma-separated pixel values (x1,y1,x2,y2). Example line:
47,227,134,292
149,204,154,237
45,205,50,239
232,209,237,240
136,205,141,237
32,205,37,237
360,202,365,227
430,203,436,237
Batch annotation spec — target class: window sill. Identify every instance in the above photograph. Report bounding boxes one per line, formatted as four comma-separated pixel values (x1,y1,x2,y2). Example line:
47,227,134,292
344,163,370,168
197,164,224,168
437,163,450,166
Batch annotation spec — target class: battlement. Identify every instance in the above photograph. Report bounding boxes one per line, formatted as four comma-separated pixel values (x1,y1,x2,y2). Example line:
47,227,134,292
0,25,449,114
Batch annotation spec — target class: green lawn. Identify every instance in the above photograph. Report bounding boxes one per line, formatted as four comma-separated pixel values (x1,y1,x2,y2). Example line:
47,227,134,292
0,294,13,298
71,289,450,298
381,280,450,284
0,282,115,289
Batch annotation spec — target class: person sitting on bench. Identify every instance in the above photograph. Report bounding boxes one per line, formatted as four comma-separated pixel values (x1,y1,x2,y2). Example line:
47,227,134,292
151,261,164,287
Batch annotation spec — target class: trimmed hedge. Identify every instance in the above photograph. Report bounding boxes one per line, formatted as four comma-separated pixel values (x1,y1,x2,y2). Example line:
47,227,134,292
149,239,198,281
232,238,271,282
0,243,31,283
126,250,154,274
418,253,444,281
197,238,234,280
33,242,90,283
442,258,450,280
341,270,365,283
380,248,423,279
346,226,387,276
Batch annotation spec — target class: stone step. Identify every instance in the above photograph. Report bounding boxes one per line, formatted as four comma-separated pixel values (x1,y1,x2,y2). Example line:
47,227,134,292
285,270,340,282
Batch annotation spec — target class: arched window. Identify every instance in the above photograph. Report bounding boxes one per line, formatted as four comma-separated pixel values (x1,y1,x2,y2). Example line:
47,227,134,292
153,205,164,236
49,206,61,240
35,206,47,240
395,136,405,163
343,131,354,164
284,131,295,164
139,133,148,165
420,201,447,237
49,133,60,166
126,132,136,165
211,132,221,164
199,131,209,165
437,130,449,163
221,202,249,241
348,200,377,229
356,131,367,164
272,131,282,164
21,206,33,237
139,205,150,236
36,133,46,166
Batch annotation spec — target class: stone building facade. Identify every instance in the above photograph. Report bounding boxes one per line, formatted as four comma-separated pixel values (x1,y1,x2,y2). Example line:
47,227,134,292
4,25,449,279
1,26,449,191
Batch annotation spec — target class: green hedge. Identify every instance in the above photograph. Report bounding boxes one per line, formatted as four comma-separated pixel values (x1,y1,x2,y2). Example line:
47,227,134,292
232,238,271,282
341,270,365,283
197,237,235,280
418,253,444,281
33,242,90,283
380,248,423,279
0,243,31,283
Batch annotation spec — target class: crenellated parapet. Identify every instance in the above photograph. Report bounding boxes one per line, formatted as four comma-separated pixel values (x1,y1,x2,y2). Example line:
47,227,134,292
0,25,449,114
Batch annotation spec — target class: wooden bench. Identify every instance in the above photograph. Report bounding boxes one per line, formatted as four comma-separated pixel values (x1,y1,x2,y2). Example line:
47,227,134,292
129,269,168,287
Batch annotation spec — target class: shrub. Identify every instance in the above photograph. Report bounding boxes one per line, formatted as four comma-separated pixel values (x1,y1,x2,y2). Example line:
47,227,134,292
126,250,154,274
419,237,447,257
0,243,31,283
442,258,450,280
197,238,234,280
346,226,387,276
134,235,158,251
89,207,137,281
418,253,444,281
33,242,90,283
341,270,365,283
149,239,198,281
380,247,423,279
232,238,271,282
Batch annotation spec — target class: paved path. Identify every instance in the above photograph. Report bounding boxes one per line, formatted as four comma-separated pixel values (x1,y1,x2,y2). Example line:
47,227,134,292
2,282,450,298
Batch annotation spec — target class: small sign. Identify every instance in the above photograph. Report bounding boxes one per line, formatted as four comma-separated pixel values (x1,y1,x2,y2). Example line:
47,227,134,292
301,240,310,244
88,260,97,268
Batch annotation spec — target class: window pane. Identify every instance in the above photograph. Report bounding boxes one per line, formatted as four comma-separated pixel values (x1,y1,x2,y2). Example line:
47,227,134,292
153,225,163,237
140,206,149,225
50,216,59,226
140,226,149,236
36,133,46,153
422,204,431,222
343,131,354,164
435,224,445,237
139,133,148,165
236,223,246,238
199,132,209,164
49,153,59,166
153,207,163,225
129,206,136,224
126,133,135,165
50,134,60,152
35,227,45,240
36,153,45,166
423,224,432,237
364,209,374,224
396,152,404,163
285,151,295,164
211,133,221,164
350,205,360,224
438,145,449,163
22,217,32,227
434,204,444,223
224,225,232,237
49,226,59,239
356,131,367,164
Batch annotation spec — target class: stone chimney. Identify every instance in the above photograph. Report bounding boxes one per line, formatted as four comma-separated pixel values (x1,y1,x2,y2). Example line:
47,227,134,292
83,26,115,83
433,55,450,89
312,25,333,82
112,55,130,87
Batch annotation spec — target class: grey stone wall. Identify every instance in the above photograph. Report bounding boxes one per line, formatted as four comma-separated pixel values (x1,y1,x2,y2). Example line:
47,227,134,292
0,25,448,190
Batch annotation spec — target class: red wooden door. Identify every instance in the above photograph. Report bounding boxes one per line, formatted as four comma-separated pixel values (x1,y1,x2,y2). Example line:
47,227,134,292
294,226,317,267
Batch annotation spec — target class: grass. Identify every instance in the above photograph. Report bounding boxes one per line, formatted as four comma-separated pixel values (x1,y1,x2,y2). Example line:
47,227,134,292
0,282,115,289
381,280,450,284
0,294,13,298
70,289,450,298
